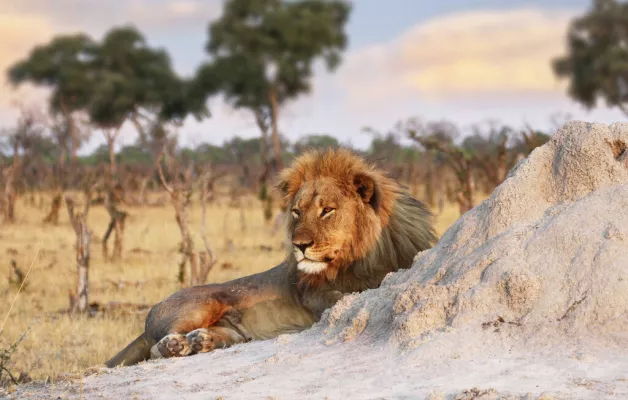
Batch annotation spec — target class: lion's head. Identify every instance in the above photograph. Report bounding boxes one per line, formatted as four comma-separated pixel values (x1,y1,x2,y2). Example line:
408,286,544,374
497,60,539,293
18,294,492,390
276,148,435,284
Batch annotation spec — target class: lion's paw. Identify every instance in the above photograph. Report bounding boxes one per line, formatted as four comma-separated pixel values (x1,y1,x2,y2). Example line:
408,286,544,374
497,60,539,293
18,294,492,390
153,333,192,358
187,328,221,353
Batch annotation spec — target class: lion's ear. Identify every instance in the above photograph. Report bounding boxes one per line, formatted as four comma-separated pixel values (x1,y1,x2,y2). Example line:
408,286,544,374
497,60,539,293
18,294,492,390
354,173,377,207
274,178,289,197
274,168,291,196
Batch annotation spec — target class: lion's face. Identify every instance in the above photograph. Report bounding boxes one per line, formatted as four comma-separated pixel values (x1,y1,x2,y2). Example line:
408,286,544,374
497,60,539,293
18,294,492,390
286,174,384,277
276,149,399,282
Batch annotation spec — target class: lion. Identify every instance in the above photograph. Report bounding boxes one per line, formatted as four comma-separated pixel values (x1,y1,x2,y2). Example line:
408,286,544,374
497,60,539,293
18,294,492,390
105,148,437,367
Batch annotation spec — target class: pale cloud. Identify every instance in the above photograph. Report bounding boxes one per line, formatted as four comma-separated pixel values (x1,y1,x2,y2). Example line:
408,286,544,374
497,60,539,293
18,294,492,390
337,8,577,107
0,12,53,115
0,0,222,33
127,0,222,30
0,0,222,122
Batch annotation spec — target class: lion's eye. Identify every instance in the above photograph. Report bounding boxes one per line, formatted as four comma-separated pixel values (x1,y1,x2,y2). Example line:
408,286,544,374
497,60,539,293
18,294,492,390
291,209,301,218
321,207,335,217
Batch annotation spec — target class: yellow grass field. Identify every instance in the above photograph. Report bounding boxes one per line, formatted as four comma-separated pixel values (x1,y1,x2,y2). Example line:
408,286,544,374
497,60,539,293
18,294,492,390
0,190,467,383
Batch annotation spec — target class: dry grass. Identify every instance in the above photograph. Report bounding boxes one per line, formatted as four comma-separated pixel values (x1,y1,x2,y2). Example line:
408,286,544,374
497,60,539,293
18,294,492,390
0,190,468,383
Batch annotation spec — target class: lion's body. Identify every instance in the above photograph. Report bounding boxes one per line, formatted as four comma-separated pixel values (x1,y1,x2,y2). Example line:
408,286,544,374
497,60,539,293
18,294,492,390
106,149,437,368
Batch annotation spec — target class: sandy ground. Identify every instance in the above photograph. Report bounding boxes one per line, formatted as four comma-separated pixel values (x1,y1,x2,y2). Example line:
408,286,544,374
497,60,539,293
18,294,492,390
8,121,628,400
11,328,628,399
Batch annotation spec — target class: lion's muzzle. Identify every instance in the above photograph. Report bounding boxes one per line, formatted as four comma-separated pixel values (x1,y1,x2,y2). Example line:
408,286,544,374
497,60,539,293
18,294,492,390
293,245,329,274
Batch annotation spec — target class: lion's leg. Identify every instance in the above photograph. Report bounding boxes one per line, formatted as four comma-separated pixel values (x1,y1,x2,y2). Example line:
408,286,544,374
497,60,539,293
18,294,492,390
148,308,248,360
186,326,247,354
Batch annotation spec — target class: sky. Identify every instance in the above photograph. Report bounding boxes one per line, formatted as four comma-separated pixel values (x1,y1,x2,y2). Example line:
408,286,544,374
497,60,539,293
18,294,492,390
1,0,624,153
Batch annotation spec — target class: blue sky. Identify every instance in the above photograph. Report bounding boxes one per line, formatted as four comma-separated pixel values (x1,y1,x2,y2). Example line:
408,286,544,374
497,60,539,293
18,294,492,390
1,0,624,153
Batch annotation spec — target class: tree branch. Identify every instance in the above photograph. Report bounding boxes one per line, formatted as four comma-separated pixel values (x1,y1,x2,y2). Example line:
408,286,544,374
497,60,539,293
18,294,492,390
156,148,175,196
200,184,215,263
64,196,80,235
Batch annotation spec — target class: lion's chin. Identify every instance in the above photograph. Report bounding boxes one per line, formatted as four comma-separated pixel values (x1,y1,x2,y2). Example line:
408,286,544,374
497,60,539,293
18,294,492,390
297,259,328,274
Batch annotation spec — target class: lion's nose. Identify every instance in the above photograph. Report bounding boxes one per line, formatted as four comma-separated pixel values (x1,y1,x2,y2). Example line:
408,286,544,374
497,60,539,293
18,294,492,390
293,241,313,254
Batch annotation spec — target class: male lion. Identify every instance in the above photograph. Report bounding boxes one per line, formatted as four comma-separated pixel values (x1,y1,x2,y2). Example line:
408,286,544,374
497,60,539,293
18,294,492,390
106,148,436,367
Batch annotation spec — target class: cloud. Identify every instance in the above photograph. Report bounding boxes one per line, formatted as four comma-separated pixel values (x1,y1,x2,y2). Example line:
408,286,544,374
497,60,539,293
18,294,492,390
0,0,222,33
127,0,222,30
336,8,577,107
0,0,223,122
0,12,53,115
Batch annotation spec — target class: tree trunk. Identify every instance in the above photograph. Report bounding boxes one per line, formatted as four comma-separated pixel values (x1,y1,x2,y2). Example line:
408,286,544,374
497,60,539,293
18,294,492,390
60,100,79,165
255,109,273,223
4,192,16,224
268,87,283,171
3,162,18,224
496,143,508,185
71,141,79,165
76,221,91,312
138,177,149,205
58,146,66,177
107,136,116,177
113,218,125,261
103,190,127,263
65,197,91,313
68,120,77,165
254,109,269,169
104,126,121,179
195,252,214,286
174,200,193,286
457,168,475,215
43,193,63,224
424,162,435,208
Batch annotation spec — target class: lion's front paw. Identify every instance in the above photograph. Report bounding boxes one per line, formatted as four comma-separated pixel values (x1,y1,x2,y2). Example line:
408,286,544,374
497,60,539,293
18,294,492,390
152,333,192,359
187,328,221,353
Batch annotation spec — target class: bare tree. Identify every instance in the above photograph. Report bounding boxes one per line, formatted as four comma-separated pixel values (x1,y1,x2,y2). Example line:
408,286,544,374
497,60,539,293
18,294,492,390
404,119,477,215
43,193,63,225
1,110,48,223
197,174,218,285
65,184,95,313
520,125,551,156
464,121,513,192
102,182,128,263
1,164,18,224
157,149,217,286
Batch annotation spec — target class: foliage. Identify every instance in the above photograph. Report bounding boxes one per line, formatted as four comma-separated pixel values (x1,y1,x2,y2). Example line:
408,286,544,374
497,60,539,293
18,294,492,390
7,34,96,159
293,134,340,154
89,26,195,129
7,34,96,115
197,0,352,168
8,25,209,174
204,0,351,108
553,0,628,116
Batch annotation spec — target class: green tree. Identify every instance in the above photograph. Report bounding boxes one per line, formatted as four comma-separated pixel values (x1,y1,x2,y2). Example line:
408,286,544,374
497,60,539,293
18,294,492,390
117,145,152,165
7,34,96,164
193,143,231,164
89,26,207,177
294,134,340,154
199,0,351,171
553,0,628,116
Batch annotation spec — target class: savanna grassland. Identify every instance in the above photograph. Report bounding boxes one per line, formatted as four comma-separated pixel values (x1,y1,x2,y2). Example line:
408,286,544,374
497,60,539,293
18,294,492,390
0,189,466,384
